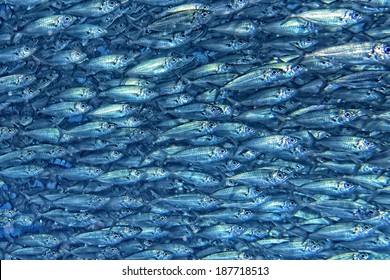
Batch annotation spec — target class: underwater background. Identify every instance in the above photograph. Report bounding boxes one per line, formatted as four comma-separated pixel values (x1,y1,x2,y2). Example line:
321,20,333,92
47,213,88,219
0,0,390,260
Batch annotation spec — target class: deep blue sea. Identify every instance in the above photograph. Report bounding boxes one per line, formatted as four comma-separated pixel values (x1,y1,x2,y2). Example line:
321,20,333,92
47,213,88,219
0,0,389,260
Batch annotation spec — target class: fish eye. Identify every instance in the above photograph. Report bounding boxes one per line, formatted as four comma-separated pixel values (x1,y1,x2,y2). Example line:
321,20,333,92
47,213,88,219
110,1,115,5
202,12,208,17
364,225,371,230
65,17,70,21
140,130,145,135
272,70,277,75
384,47,390,54
344,112,351,118
302,147,308,152
277,172,283,178
354,12,361,18
289,138,297,143
360,253,369,259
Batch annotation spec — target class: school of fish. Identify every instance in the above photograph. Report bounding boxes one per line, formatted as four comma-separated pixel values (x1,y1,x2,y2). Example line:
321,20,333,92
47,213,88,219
0,0,390,260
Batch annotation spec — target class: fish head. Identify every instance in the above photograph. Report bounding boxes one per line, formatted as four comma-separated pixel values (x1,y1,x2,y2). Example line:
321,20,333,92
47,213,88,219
54,35,72,50
356,207,378,220
74,102,91,114
237,124,255,137
92,26,108,37
338,109,359,123
116,55,131,67
193,10,213,25
251,192,271,206
304,239,324,255
354,223,374,237
19,45,37,58
264,68,283,81
156,250,172,260
109,150,123,160
102,121,117,133
202,105,222,117
242,20,258,34
238,252,254,260
229,224,246,237
204,175,219,186
51,146,67,157
69,50,87,63
46,235,62,247
238,208,253,221
290,64,306,76
281,135,299,149
226,159,242,171
212,146,230,159
373,43,390,63
271,170,289,185
337,180,357,193
172,31,189,43
15,214,34,226
353,252,370,260
102,0,120,13
356,138,377,151
178,94,193,104
58,15,76,28
123,226,142,238
1,127,18,137
279,87,296,99
293,36,317,49
17,74,36,86
345,9,365,24
239,149,258,161
21,87,39,99
200,195,221,208
175,245,194,256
